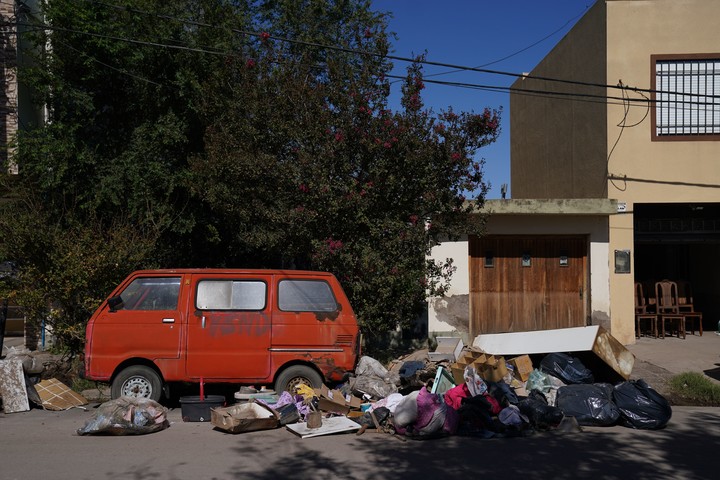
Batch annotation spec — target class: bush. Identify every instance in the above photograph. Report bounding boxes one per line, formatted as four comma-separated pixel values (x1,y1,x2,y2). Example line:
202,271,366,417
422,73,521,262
668,372,720,406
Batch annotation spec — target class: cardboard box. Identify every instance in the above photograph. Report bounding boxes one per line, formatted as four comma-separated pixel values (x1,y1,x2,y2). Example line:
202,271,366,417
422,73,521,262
508,355,534,382
211,401,280,433
315,385,362,414
479,356,508,383
427,337,464,362
450,365,466,384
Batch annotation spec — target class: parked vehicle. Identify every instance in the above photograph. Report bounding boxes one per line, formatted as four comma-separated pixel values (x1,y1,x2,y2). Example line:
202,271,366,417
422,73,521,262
83,269,360,401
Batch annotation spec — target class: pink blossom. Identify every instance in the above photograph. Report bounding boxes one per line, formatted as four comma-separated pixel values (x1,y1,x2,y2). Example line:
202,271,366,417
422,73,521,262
260,31,270,42
299,184,309,193
245,58,256,68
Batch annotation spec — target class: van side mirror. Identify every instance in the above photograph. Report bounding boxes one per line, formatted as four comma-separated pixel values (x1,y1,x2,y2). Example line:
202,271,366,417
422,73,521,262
107,296,124,312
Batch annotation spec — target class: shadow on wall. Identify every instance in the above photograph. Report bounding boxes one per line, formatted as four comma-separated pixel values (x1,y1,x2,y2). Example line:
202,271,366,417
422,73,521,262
591,310,611,331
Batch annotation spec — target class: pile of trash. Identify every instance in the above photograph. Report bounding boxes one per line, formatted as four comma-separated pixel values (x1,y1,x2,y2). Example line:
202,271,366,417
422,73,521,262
0,345,88,414
202,339,671,439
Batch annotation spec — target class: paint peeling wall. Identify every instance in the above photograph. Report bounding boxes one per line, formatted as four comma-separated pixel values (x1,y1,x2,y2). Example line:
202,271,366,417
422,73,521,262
427,238,470,342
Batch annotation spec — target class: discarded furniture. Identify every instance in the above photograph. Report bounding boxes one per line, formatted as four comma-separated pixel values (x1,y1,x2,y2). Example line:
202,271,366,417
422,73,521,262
655,280,685,339
472,325,635,381
676,280,703,336
634,282,657,338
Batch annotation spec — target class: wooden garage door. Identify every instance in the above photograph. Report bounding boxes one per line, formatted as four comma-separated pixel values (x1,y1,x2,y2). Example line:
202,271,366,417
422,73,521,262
469,235,587,336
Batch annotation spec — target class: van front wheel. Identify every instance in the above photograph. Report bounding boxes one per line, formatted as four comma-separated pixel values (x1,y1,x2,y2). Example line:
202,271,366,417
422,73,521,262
275,366,322,394
111,365,163,402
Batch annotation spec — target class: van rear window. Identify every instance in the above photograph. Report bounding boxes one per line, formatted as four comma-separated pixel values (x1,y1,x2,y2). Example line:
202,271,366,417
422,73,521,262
119,277,181,311
196,280,267,310
278,280,337,312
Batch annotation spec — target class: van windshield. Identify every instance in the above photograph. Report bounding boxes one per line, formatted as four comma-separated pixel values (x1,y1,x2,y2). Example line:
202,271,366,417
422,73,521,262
118,277,181,311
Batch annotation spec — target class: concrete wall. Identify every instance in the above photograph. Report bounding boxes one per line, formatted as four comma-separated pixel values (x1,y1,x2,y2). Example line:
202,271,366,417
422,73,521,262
510,1,608,199
604,0,720,344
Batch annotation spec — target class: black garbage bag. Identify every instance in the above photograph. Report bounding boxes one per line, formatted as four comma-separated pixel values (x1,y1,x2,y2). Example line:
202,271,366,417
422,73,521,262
556,383,620,426
540,353,594,385
613,379,672,430
275,402,300,426
458,393,496,430
517,391,564,430
487,381,519,407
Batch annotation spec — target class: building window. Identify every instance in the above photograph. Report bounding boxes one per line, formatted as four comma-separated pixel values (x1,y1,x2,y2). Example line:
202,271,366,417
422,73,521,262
652,55,720,140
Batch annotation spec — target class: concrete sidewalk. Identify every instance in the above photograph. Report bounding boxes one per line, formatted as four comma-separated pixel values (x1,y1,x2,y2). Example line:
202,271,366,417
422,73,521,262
626,331,720,395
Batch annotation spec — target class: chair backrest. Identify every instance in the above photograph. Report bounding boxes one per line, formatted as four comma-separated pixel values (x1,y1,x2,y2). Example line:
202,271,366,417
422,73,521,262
655,280,679,313
634,282,646,313
676,280,694,306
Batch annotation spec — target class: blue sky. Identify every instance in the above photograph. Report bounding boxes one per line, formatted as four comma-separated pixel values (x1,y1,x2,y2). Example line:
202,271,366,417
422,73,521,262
371,0,597,198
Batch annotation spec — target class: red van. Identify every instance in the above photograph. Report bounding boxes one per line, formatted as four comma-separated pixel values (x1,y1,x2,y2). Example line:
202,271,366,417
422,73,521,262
83,269,360,401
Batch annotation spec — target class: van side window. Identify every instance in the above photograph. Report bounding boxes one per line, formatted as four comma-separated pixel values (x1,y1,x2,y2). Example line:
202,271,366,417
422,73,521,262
196,280,266,310
278,280,337,312
119,277,181,311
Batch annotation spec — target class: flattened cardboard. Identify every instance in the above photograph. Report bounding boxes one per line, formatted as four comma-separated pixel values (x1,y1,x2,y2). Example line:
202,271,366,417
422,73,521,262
211,401,279,433
286,415,361,438
315,385,362,414
0,359,30,413
35,378,88,411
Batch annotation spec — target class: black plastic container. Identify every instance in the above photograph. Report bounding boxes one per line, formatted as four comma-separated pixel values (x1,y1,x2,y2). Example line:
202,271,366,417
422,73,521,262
179,395,226,422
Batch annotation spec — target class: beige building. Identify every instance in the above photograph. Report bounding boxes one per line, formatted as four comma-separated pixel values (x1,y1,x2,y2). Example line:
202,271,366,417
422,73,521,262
429,0,720,346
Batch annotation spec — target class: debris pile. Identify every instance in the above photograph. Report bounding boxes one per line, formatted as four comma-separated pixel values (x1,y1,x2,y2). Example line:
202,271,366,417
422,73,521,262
199,328,670,439
0,346,87,414
2,326,672,439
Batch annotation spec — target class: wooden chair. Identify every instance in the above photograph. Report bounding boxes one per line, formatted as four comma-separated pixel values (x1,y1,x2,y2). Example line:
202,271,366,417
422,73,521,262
635,282,657,338
677,280,703,336
655,280,685,339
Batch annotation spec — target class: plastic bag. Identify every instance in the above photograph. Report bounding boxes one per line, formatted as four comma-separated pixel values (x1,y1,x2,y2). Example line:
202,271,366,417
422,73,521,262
77,397,169,435
556,383,619,426
527,369,554,394
540,353,594,385
355,356,400,385
464,366,487,397
352,374,398,399
613,379,672,429
517,391,564,429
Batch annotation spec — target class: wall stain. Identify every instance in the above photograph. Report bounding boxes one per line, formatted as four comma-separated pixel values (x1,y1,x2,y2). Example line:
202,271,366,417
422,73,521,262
431,294,470,335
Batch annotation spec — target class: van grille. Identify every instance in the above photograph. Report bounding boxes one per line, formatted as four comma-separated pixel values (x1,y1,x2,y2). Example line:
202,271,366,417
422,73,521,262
335,335,354,346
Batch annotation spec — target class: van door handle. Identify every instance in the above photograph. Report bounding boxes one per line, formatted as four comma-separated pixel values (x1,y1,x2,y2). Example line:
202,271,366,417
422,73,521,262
201,316,206,329
162,318,175,324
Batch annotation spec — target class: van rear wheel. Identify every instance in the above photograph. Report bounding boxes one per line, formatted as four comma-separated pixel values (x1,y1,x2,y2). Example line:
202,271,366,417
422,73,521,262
111,365,163,402
275,366,322,394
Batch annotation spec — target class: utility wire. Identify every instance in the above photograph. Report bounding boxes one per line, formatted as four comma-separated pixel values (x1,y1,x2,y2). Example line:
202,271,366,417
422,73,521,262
72,0,720,99
14,17,720,108
422,3,592,78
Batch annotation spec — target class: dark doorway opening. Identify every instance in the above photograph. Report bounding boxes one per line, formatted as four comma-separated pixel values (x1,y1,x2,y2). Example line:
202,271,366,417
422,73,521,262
634,203,720,333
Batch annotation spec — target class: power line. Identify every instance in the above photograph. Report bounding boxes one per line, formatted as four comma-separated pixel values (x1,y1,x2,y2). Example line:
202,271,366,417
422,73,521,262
422,2,592,79
10,7,720,107
76,0,720,100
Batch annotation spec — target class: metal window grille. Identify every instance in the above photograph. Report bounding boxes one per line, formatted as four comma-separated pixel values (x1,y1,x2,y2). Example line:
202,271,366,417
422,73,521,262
656,59,720,135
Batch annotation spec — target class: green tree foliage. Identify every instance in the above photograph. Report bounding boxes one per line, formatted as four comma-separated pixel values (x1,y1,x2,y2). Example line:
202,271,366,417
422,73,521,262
1,0,500,352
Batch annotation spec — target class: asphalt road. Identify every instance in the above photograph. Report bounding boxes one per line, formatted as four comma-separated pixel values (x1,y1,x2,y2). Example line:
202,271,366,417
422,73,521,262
1,404,720,480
